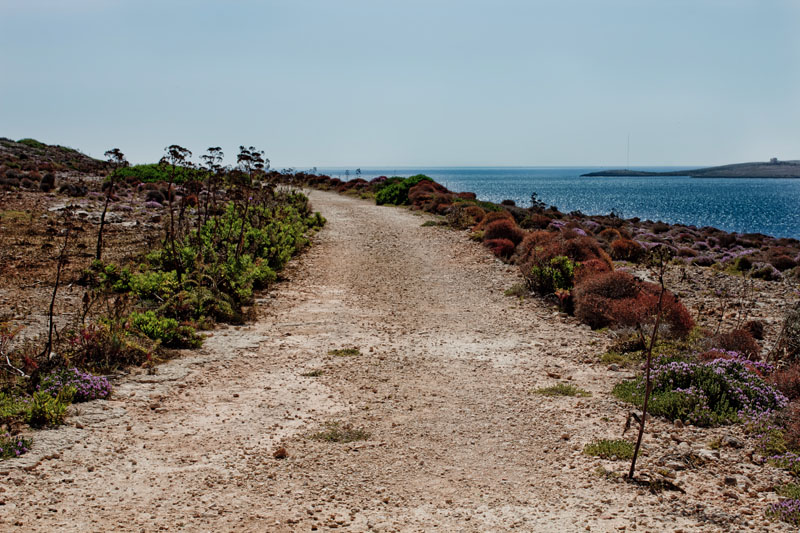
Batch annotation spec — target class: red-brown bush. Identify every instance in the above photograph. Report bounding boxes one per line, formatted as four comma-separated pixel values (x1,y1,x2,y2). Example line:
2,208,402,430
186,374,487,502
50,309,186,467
598,228,622,242
484,238,516,259
610,239,646,262
713,328,760,358
517,231,613,272
474,210,514,232
573,258,613,285
743,320,765,340
770,255,797,272
770,364,800,400
462,205,486,225
524,214,552,230
408,180,451,205
484,219,525,245
573,271,693,336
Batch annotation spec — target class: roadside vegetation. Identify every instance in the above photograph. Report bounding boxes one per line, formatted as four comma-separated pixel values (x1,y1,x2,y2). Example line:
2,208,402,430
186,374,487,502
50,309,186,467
289,169,800,525
0,143,324,459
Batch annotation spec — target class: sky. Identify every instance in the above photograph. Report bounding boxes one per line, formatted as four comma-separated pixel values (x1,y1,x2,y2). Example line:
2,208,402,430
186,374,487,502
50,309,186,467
1,0,799,168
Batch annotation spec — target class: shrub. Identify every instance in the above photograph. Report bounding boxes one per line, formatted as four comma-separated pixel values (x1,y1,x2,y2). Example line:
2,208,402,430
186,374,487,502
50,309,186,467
610,239,646,262
328,347,360,357
777,302,800,361
771,364,800,401
128,311,202,349
533,384,591,397
484,238,516,259
770,255,797,272
375,174,433,205
473,210,514,232
598,228,622,242
752,262,782,281
583,439,634,460
26,388,74,428
309,421,370,443
113,163,203,184
652,222,670,234
65,322,154,371
573,258,613,285
743,320,765,340
128,270,180,300
613,354,785,426
39,368,111,402
0,433,32,459
713,329,760,358
573,271,693,336
524,255,576,295
39,172,55,192
483,219,524,245
691,256,715,267
522,214,552,230
733,256,753,272
462,205,486,224
766,499,800,527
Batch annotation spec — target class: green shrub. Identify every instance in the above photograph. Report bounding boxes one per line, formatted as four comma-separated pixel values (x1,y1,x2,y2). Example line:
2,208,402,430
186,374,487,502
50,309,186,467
778,484,800,499
375,174,433,205
0,392,28,426
525,255,576,294
328,347,360,357
128,311,202,349
129,270,180,300
26,388,74,428
309,421,370,443
533,384,591,397
17,138,46,150
112,163,204,184
583,439,635,460
158,287,237,323
0,433,33,459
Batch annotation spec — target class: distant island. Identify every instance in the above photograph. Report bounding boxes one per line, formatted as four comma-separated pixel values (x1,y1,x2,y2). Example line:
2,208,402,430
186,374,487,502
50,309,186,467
582,159,800,178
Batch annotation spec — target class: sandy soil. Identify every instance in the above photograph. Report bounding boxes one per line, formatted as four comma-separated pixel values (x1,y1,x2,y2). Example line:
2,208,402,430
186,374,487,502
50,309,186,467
1,191,793,532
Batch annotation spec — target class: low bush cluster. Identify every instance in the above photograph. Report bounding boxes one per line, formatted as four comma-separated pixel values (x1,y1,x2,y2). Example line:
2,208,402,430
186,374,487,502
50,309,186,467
375,174,433,206
614,353,785,426
573,271,693,337
39,368,111,402
0,433,32,459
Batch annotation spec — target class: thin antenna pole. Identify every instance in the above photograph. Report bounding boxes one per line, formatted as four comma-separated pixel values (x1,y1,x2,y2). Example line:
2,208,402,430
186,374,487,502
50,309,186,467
626,134,630,169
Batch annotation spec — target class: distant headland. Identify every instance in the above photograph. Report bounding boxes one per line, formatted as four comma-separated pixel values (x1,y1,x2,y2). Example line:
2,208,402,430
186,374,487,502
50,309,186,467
581,159,800,178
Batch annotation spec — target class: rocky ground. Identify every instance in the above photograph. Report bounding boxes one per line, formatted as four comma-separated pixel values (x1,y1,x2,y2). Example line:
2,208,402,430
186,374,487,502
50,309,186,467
1,190,796,531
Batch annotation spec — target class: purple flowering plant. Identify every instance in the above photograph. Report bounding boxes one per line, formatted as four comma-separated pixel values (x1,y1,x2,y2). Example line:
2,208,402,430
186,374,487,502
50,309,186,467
39,368,112,402
613,352,786,426
0,432,32,459
767,497,800,526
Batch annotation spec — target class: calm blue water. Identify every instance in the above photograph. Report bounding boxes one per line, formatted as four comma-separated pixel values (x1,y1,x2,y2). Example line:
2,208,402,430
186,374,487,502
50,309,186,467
317,167,800,240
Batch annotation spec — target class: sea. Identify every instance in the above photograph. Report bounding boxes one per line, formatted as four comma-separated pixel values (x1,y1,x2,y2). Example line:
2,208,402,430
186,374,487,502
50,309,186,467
315,167,800,240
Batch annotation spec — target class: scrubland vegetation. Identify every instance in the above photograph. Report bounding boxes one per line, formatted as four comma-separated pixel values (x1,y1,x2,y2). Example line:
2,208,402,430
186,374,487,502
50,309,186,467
292,169,800,525
0,141,324,458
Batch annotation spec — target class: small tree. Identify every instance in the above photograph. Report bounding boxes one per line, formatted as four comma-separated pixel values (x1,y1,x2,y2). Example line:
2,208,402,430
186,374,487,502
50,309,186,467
159,145,192,281
628,246,670,479
96,148,128,260
200,146,224,224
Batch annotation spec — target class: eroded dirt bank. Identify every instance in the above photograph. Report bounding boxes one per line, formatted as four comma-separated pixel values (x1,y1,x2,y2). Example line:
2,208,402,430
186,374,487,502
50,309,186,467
1,191,791,532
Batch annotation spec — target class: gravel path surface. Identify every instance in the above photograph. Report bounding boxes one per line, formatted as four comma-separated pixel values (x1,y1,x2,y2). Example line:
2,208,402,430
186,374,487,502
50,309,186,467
1,191,791,532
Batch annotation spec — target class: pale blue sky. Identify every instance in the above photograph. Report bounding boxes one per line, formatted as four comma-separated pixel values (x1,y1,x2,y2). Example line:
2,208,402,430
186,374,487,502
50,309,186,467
1,0,799,167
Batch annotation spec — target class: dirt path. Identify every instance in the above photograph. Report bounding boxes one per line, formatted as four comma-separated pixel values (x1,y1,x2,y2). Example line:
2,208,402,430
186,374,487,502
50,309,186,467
1,191,788,532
